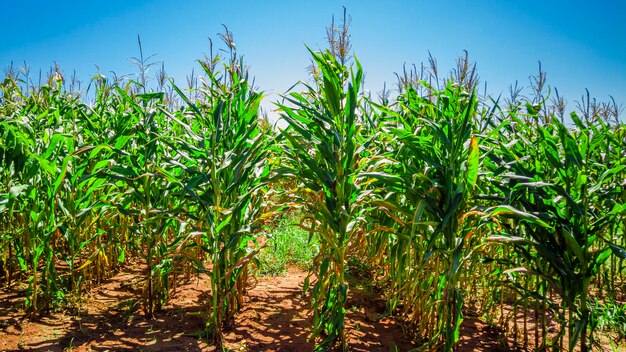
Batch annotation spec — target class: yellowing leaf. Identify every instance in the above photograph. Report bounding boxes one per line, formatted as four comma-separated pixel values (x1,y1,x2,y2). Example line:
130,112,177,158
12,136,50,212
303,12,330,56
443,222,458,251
466,135,479,189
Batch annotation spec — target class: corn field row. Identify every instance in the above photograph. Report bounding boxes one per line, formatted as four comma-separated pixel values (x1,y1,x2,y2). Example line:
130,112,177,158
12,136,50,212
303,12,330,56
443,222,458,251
1,31,625,351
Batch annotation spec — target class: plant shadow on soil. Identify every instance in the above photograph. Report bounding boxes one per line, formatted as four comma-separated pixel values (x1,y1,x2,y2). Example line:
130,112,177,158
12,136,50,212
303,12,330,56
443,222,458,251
0,264,522,352
0,264,209,352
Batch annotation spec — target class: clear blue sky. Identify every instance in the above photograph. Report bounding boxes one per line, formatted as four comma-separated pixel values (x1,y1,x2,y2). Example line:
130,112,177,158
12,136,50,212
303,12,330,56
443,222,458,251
1,0,625,116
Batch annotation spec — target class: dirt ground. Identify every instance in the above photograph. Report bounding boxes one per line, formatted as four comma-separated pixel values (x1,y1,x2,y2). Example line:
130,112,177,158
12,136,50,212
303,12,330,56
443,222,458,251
1,265,524,352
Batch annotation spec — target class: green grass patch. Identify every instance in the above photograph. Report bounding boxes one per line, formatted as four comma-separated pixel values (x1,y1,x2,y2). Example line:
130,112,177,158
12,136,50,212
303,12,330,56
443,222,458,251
257,215,318,276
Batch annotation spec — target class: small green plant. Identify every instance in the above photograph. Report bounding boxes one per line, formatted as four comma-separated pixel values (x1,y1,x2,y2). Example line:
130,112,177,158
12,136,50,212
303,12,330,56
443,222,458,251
257,214,318,276
63,337,74,351
597,299,626,340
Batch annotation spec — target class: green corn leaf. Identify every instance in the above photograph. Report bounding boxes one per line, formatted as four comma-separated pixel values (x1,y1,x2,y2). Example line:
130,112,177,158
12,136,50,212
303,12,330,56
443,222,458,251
136,92,164,102
466,135,479,189
52,156,71,195
488,205,553,229
561,230,584,263
589,165,626,195
592,248,612,274
608,242,626,259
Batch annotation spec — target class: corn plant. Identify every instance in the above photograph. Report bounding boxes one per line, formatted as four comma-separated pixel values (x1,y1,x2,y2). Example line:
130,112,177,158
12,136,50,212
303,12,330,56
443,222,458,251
78,84,185,317
277,48,366,351
0,73,91,315
485,105,626,351
166,34,272,347
365,77,482,351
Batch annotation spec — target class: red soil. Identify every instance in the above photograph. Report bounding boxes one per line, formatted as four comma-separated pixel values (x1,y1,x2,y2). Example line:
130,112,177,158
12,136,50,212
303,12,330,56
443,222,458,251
0,265,523,351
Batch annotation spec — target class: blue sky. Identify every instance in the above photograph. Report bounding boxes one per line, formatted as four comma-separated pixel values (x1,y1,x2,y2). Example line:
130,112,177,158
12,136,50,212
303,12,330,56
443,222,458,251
1,0,625,115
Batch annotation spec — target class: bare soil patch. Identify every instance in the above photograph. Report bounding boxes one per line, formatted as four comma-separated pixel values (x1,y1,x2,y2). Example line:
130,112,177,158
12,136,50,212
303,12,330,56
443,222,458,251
1,265,521,351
